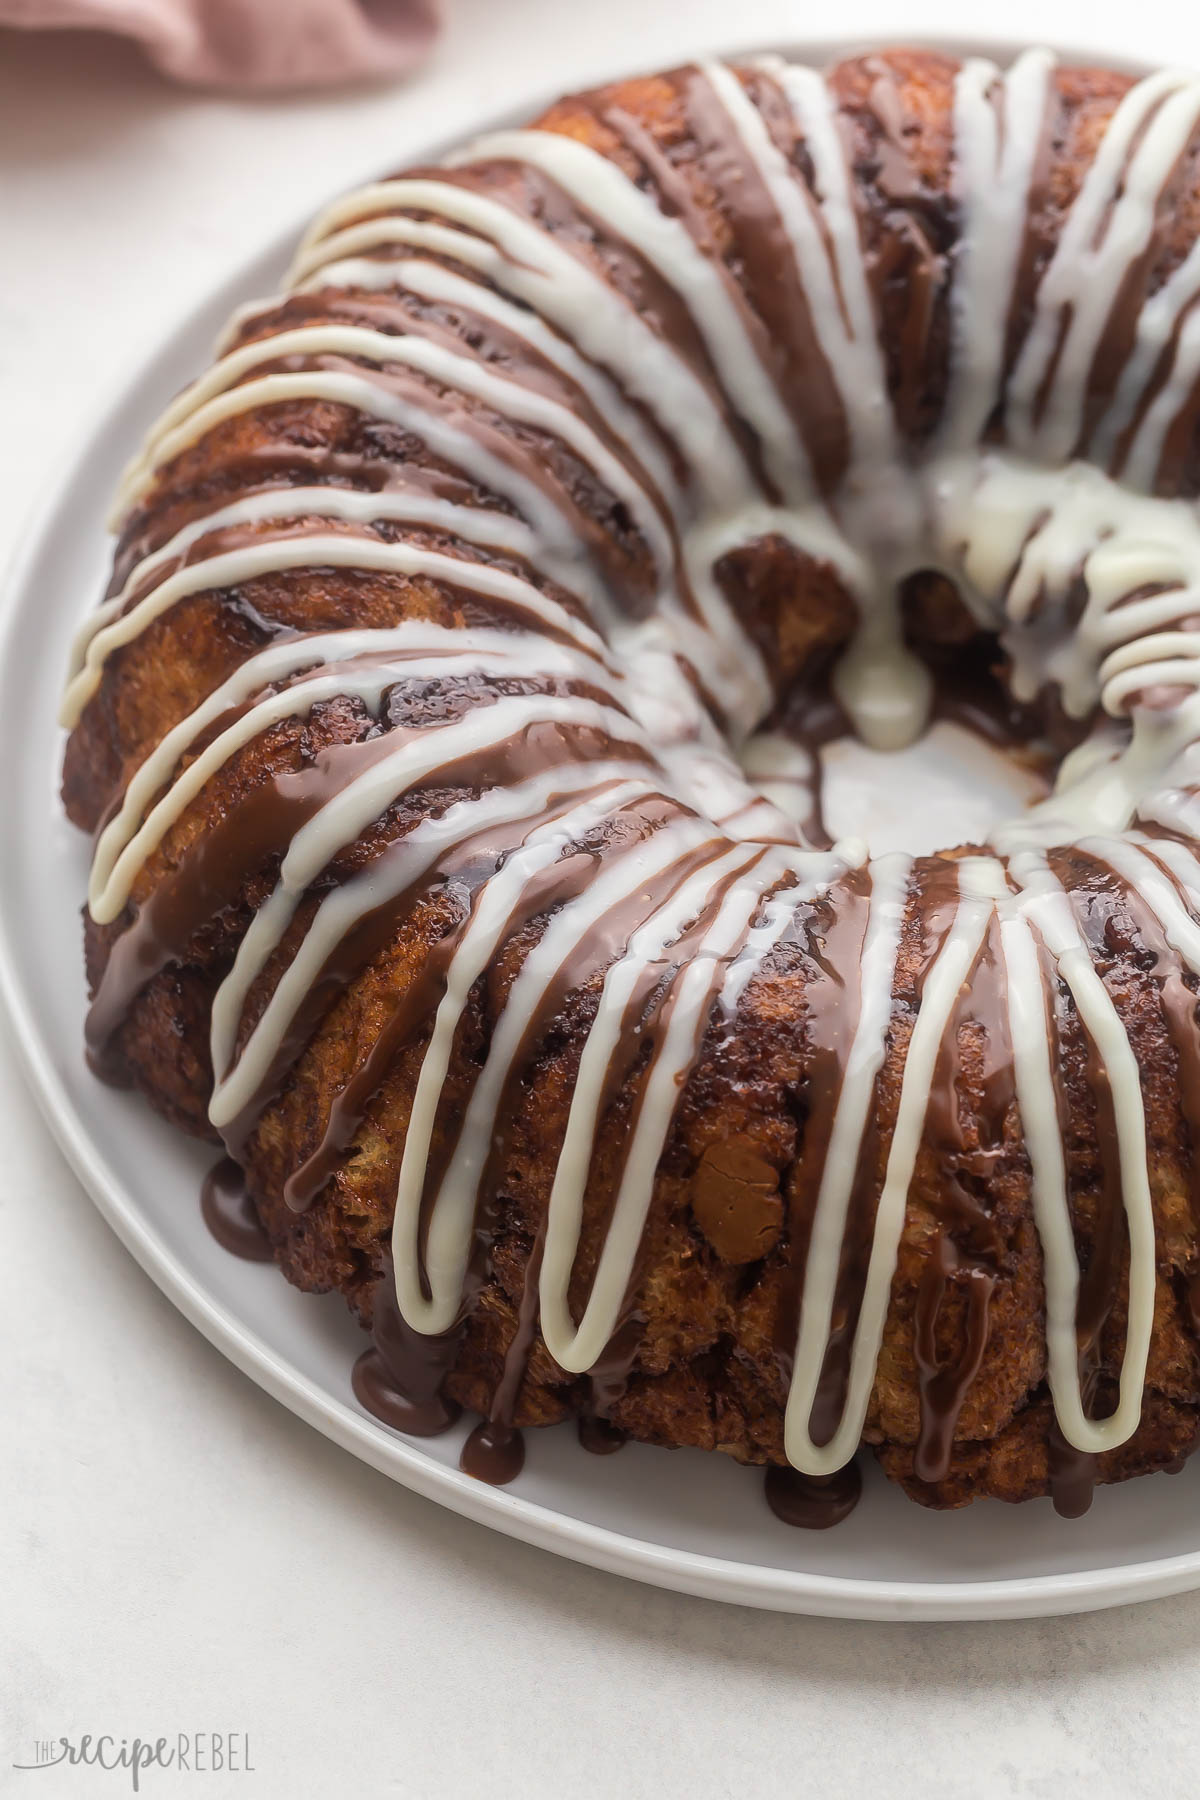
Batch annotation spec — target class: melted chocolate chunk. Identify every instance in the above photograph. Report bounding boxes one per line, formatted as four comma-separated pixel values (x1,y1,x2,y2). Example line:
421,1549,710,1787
691,1136,783,1264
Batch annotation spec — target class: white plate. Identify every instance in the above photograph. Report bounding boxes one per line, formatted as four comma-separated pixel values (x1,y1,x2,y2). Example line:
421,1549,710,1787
5,33,1200,1624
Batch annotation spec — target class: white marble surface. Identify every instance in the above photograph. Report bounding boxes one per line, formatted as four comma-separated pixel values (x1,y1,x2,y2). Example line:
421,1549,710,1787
5,2,1200,1792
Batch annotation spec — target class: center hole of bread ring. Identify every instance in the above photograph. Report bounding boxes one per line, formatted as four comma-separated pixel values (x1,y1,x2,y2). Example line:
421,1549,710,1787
819,724,1048,858
735,570,1056,855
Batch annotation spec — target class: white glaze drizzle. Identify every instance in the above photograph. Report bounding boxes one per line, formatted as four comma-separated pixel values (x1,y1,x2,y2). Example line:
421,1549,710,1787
391,813,743,1330
726,57,935,751
298,252,684,514
783,849,914,1472
88,624,625,923
1091,234,1200,480
998,848,1156,1450
68,482,600,688
63,525,614,728
114,325,676,590
941,50,1056,451
708,59,896,475
442,127,811,501
205,692,659,1127
538,843,812,1372
212,770,664,1134
1008,70,1200,463
289,180,755,507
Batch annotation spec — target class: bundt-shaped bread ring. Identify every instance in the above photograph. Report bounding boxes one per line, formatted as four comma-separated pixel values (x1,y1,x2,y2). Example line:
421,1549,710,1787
63,48,1200,1515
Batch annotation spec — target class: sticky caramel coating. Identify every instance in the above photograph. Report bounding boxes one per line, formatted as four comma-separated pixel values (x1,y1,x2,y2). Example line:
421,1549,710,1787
65,52,1200,1506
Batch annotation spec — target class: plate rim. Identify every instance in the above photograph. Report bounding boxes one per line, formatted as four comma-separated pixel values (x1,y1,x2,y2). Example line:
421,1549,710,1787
4,26,1199,1624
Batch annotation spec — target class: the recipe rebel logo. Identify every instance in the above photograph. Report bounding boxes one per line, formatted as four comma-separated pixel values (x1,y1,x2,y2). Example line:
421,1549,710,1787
12,1733,255,1789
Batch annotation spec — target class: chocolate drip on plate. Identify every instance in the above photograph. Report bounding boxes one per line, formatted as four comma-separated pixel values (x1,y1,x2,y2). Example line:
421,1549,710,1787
353,1259,463,1437
577,1415,629,1455
84,1044,134,1089
764,1460,863,1529
200,1157,274,1262
458,1234,545,1488
459,1421,526,1485
1049,1415,1099,1519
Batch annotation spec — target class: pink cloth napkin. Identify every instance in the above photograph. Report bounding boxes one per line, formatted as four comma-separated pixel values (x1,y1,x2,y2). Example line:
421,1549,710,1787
1,0,441,90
